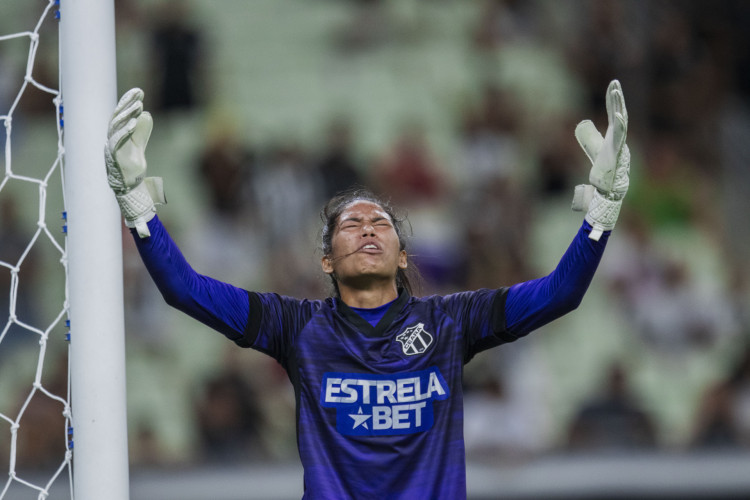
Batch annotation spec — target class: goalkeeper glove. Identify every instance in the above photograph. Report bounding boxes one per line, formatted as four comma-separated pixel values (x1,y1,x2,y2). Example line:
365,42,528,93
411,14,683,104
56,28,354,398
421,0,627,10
104,88,166,238
571,79,630,241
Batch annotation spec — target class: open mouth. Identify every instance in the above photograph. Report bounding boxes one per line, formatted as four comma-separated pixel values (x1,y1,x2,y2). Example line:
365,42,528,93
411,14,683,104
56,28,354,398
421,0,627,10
359,243,380,252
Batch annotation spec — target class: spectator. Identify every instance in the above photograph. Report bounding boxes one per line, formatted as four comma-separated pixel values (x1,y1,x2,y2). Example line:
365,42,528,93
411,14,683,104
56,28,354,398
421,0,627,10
459,176,531,290
456,85,521,197
463,371,547,461
692,344,750,449
626,134,712,231
252,142,322,248
536,117,587,198
471,0,538,52
371,123,446,207
149,0,205,112
194,364,266,463
567,363,656,452
196,122,257,220
692,380,743,449
313,117,365,200
631,259,732,353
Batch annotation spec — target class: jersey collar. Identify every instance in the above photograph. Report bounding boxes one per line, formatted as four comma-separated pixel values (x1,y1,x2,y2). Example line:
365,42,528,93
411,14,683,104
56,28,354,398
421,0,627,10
335,288,410,337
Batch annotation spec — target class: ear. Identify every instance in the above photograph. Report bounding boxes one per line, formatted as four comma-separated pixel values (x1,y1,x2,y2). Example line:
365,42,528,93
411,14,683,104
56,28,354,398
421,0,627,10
321,255,334,274
398,249,408,270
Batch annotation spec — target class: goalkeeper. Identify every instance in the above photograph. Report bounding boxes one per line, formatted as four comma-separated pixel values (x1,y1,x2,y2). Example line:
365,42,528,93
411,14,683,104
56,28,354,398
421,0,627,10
105,80,630,499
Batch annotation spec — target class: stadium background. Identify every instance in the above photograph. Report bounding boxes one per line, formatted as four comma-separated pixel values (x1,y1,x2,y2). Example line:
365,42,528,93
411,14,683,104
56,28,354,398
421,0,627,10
2,0,750,498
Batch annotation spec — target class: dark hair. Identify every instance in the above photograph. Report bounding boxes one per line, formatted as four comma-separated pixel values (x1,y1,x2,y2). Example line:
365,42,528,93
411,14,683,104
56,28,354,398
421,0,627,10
320,188,420,298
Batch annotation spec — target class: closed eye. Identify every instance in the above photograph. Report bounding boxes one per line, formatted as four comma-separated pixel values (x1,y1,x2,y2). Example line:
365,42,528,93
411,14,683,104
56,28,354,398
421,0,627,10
339,217,392,230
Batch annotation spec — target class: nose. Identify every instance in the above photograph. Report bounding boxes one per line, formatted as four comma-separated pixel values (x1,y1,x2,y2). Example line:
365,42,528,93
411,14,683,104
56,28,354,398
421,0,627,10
362,221,375,235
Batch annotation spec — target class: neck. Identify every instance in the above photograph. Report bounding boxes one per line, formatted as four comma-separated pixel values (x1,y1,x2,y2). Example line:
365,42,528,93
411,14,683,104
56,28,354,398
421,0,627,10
338,281,399,309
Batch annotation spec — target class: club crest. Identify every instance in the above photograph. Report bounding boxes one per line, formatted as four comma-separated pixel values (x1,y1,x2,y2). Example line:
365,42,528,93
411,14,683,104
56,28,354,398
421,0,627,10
396,323,433,356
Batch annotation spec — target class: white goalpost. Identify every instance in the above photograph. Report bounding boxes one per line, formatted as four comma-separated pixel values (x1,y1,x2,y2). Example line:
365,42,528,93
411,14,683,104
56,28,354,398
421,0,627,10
60,0,130,498
1,0,129,498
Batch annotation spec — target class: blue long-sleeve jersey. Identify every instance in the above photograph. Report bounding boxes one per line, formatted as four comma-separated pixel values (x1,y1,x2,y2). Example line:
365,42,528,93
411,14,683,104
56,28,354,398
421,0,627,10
133,216,608,499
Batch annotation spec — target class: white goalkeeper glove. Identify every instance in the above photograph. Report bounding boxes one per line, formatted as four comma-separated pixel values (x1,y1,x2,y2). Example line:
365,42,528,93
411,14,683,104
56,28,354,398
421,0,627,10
571,79,630,241
104,88,166,238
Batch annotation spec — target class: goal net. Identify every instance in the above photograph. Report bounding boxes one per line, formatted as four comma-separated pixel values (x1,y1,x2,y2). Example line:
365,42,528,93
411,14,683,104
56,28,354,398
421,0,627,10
2,0,128,498
0,1,72,497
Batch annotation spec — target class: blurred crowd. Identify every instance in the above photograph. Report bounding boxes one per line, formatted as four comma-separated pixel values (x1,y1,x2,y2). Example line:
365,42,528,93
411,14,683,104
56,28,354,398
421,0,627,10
2,0,750,473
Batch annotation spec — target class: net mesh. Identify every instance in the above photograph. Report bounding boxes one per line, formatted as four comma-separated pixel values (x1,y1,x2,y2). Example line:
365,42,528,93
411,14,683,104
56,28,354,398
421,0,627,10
0,0,72,498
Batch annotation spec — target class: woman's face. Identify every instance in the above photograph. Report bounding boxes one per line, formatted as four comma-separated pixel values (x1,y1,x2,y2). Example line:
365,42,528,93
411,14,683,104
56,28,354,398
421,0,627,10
321,200,407,289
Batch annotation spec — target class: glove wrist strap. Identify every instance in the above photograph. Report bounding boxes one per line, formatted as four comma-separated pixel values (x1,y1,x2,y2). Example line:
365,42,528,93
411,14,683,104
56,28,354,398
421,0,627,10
584,189,622,241
116,182,156,238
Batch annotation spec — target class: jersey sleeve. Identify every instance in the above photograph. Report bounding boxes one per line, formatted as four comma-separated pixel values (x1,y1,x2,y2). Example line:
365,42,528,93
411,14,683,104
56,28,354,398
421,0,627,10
504,220,609,338
234,292,319,367
132,216,251,342
432,287,512,362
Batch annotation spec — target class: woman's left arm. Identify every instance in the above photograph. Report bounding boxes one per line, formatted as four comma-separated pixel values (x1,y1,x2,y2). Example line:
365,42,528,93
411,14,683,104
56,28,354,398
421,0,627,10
504,221,609,337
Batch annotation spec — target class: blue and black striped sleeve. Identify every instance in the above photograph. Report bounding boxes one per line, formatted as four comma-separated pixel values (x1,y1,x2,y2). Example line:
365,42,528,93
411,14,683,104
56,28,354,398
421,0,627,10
131,216,252,344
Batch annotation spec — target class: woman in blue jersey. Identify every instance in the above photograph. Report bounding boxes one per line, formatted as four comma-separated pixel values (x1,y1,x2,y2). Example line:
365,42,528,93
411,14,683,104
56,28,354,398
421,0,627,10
105,81,629,499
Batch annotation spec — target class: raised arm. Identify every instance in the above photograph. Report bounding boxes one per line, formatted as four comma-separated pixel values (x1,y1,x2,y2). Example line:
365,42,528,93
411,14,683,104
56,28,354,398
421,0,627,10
104,89,249,341
505,221,609,337
131,216,250,341
505,80,630,337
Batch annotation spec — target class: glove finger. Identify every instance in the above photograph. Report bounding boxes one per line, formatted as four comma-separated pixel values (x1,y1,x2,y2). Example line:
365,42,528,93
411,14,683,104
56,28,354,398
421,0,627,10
605,80,617,127
109,117,137,152
575,120,603,164
613,111,627,154
109,100,142,137
611,86,628,152
611,82,628,122
113,88,143,116
131,112,153,149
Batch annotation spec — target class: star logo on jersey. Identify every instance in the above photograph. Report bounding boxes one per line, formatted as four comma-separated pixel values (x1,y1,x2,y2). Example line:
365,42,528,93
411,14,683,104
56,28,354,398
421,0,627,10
396,323,433,356
349,407,371,430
